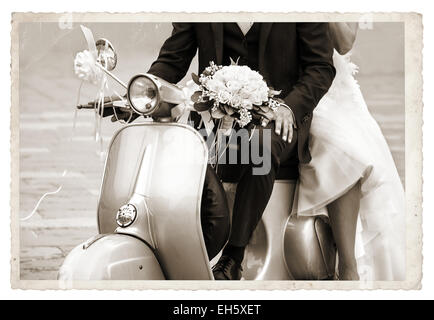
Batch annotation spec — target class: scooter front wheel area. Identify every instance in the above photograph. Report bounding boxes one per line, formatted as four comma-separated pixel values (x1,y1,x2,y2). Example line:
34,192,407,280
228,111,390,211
58,234,165,281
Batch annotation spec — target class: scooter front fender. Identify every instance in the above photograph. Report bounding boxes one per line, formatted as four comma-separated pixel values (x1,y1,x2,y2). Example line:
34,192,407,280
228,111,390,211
58,234,165,280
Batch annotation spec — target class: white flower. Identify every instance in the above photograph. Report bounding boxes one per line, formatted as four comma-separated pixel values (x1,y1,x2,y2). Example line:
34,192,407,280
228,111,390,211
217,90,232,104
74,50,102,84
241,99,253,110
229,95,243,108
237,107,252,127
251,91,269,105
225,80,242,93
248,70,263,81
239,88,253,99
203,78,225,92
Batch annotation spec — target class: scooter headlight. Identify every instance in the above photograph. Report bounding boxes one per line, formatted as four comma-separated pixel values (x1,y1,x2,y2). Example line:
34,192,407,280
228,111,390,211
127,74,160,116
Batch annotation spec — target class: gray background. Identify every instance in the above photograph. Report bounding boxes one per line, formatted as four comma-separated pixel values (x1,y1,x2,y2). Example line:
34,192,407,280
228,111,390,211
18,22,404,280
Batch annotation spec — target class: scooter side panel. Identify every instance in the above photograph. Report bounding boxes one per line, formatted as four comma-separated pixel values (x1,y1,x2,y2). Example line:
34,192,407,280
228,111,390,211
97,123,213,280
58,234,165,280
283,215,337,280
223,181,296,280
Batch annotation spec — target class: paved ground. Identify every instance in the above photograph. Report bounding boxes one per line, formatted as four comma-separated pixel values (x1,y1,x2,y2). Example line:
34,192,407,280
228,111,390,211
17,23,405,280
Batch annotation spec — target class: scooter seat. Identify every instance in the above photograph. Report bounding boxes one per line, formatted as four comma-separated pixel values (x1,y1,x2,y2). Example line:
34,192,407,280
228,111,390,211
218,163,299,182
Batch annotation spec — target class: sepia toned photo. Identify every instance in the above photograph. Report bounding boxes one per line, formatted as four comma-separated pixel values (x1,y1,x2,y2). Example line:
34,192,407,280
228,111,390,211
10,12,423,290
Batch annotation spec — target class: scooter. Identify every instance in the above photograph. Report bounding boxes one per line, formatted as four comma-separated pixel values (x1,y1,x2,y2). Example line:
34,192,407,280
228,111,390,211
58,38,337,281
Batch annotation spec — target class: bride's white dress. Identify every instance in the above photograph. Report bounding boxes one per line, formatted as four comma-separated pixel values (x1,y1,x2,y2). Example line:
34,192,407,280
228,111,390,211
292,50,406,281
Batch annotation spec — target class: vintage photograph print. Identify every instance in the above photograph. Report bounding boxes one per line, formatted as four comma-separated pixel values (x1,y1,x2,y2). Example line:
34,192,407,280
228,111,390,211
10,12,422,290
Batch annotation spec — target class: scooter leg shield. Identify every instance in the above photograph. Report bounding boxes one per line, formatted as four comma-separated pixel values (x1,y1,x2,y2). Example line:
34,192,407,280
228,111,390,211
283,215,337,280
58,234,165,280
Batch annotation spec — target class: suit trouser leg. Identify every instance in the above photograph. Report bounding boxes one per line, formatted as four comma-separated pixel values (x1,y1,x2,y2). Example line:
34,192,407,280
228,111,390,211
227,123,298,247
201,165,231,260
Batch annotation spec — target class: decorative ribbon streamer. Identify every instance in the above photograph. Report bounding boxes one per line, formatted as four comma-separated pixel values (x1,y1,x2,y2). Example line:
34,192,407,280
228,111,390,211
199,110,214,136
23,26,107,222
170,80,197,124
20,171,67,221
80,25,97,56
170,80,216,136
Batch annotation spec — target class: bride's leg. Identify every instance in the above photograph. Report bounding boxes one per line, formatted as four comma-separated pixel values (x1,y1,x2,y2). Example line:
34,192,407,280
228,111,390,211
327,180,362,280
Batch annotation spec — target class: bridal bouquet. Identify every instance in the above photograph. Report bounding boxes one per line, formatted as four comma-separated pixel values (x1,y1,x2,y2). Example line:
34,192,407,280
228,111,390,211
191,61,282,128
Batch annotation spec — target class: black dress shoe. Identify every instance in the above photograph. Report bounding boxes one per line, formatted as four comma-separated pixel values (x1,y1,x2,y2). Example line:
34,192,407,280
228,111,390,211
212,255,243,280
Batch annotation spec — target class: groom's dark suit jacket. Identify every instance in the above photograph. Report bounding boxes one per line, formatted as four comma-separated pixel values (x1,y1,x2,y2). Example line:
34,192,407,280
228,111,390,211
148,23,335,164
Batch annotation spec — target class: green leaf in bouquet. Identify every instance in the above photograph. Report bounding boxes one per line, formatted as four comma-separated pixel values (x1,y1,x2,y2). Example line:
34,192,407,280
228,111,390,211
211,106,226,119
230,57,240,66
223,104,235,115
191,91,203,103
268,87,282,97
194,100,214,112
258,105,272,112
250,110,263,122
191,73,201,85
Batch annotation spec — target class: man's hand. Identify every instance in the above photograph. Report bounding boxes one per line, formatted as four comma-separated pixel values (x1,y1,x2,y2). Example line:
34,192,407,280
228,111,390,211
255,105,296,143
111,106,139,123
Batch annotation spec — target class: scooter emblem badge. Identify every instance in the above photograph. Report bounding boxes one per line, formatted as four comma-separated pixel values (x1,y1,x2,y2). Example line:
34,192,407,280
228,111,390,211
116,204,137,228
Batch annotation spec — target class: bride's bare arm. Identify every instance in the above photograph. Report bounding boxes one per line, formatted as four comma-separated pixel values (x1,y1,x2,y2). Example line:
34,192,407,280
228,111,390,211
329,23,358,55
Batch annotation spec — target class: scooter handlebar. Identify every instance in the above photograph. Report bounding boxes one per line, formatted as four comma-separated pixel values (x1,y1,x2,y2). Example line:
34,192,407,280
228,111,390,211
77,95,132,117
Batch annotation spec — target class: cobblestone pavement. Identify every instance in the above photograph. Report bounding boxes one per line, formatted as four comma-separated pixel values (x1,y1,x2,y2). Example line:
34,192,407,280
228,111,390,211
18,62,123,279
17,24,405,280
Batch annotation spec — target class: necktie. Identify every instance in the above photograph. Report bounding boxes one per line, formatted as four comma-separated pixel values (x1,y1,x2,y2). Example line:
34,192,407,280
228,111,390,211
237,22,254,36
